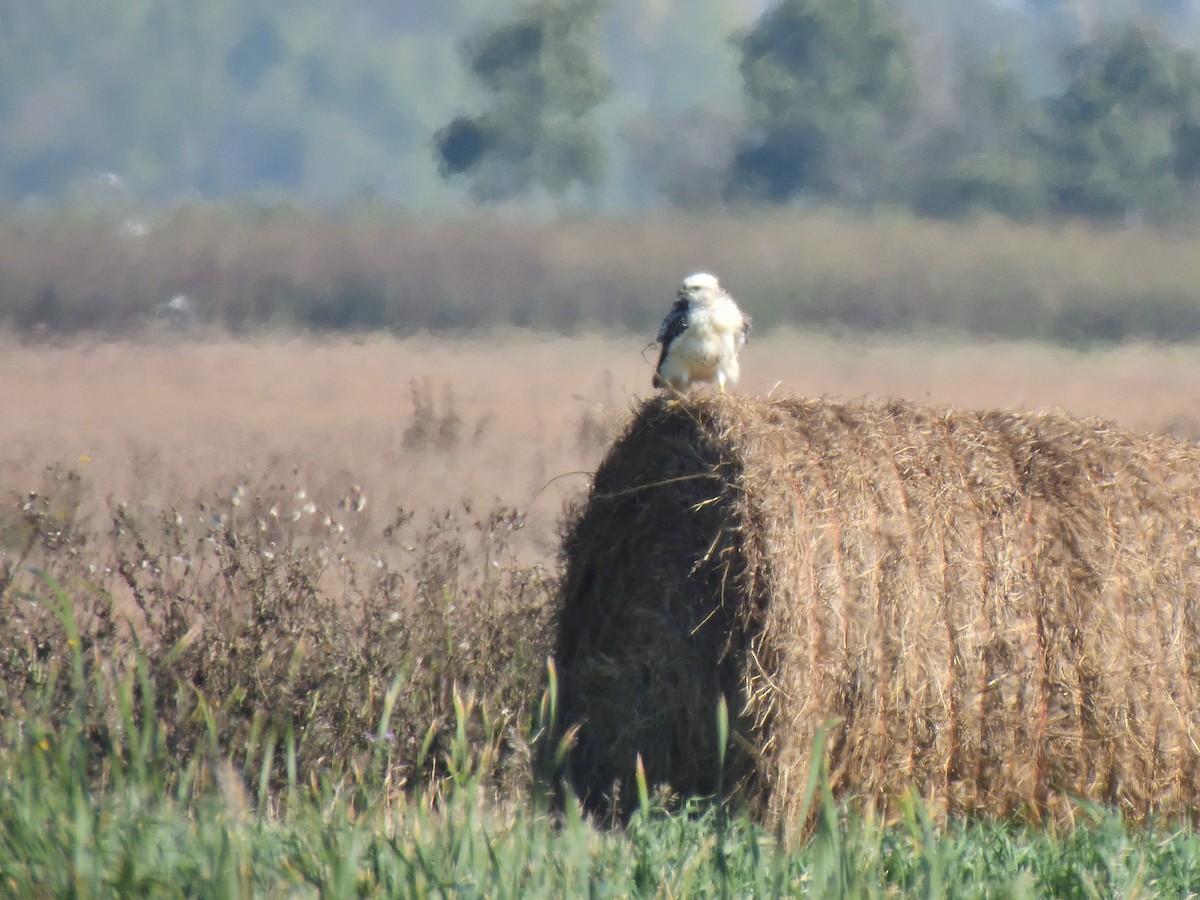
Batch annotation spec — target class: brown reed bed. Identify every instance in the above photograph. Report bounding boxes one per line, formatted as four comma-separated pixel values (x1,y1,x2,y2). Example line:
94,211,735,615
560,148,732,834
557,392,1200,825
6,208,1200,342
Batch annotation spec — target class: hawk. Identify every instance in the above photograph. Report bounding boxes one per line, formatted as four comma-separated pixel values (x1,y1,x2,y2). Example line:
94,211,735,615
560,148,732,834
653,273,751,392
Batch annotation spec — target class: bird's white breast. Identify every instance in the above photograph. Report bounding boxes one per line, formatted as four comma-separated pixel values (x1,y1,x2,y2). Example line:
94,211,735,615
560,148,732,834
674,306,732,371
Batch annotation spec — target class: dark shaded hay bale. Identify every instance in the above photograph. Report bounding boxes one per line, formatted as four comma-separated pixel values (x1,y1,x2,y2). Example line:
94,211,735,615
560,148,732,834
556,393,1200,825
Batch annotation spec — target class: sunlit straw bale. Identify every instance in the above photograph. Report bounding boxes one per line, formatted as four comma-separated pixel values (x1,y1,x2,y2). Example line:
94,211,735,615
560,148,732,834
557,394,1200,824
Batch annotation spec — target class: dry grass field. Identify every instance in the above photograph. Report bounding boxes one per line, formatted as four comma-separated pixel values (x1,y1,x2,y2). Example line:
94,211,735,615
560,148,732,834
7,209,1200,886
3,330,1200,569
6,328,1200,868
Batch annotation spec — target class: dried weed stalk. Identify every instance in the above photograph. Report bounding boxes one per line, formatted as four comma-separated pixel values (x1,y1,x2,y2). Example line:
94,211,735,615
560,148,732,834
0,464,556,801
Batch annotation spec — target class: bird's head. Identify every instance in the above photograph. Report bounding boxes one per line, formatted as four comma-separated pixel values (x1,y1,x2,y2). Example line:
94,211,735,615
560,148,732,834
678,272,722,304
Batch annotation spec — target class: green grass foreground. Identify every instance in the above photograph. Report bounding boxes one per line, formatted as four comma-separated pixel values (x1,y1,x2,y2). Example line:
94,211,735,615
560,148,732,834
6,571,1200,897
3,622,1200,900
6,722,1200,899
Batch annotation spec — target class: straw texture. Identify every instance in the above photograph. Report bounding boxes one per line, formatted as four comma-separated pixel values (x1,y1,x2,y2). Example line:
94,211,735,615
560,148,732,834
556,393,1200,824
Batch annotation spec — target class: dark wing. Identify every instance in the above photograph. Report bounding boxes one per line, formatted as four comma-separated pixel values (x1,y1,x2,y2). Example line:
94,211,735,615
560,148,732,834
655,298,689,371
656,298,689,345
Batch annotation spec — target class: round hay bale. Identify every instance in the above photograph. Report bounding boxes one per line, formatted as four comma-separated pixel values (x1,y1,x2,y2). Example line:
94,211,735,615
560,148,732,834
556,393,1200,824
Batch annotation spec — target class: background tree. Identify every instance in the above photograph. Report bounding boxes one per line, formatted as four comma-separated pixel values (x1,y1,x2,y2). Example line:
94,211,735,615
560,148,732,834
1037,18,1200,220
728,0,917,205
0,2,490,208
609,0,747,209
908,52,1049,220
435,0,612,202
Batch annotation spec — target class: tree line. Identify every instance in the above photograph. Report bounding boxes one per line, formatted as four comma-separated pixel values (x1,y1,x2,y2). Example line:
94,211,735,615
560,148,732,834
6,0,1200,223
439,0,1200,223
